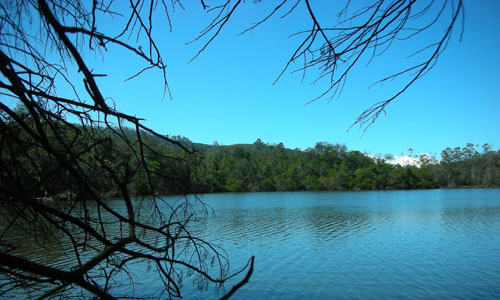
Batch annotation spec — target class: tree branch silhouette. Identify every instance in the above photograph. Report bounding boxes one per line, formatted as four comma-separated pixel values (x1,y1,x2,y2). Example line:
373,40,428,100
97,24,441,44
0,0,251,299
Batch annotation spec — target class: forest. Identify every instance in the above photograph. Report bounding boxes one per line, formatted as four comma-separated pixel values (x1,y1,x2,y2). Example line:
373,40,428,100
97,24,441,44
5,113,498,200
188,139,500,193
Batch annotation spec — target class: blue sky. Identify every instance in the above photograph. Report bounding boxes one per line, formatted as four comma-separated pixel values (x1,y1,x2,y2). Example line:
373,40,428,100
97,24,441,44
90,0,499,157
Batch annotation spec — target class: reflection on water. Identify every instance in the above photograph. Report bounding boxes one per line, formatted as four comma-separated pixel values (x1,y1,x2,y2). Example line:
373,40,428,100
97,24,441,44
3,189,500,299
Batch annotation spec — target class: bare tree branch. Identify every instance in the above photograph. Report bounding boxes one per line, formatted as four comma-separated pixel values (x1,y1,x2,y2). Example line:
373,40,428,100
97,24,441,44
188,0,463,129
0,1,251,299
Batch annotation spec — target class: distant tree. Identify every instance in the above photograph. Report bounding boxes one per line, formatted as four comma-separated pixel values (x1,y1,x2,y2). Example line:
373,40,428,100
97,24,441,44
0,0,463,299
253,138,265,148
482,143,492,154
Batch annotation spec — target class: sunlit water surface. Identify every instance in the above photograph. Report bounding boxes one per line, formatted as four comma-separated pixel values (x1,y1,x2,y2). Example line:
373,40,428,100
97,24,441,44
4,189,500,299
179,189,500,299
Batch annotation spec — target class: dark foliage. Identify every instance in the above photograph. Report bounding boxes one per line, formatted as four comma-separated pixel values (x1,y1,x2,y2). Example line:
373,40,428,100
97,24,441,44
16,124,496,195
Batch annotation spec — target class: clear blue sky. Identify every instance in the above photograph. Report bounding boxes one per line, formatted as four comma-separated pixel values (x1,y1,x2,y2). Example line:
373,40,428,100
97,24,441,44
91,0,499,157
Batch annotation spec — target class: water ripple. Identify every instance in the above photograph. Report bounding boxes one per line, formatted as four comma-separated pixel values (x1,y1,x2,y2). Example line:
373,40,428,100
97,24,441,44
3,189,500,299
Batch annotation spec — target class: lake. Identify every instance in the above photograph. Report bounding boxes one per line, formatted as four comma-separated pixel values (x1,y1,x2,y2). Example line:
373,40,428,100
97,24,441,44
177,189,500,299
3,189,500,299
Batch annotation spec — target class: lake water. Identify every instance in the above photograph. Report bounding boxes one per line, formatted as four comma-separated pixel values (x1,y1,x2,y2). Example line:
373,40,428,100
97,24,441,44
178,189,500,299
3,189,500,299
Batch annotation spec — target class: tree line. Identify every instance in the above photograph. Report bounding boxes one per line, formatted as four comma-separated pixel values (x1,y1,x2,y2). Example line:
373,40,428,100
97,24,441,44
7,115,497,199
192,140,499,193
426,143,500,188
